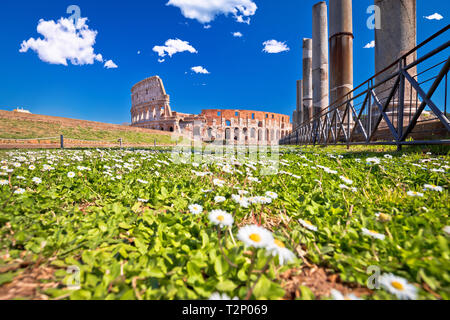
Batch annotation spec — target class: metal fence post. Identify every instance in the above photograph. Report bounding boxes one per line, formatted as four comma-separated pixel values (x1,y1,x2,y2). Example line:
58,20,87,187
397,59,405,152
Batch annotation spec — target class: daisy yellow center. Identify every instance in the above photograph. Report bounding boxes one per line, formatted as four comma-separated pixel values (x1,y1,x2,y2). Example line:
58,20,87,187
304,220,313,226
369,230,378,234
217,215,224,222
249,233,261,243
391,281,404,291
274,239,285,248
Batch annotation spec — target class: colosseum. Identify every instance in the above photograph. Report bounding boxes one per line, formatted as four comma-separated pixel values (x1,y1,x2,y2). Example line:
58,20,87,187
130,76,292,144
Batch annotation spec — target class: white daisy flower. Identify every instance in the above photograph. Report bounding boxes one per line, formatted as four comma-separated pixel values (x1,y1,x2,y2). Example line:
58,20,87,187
267,239,296,265
265,191,278,199
379,273,418,300
298,219,318,232
209,210,234,228
13,162,21,168
137,198,148,203
324,168,338,174
0,179,8,186
330,289,363,300
366,157,381,165
28,165,36,170
423,184,443,192
209,292,239,300
361,228,385,240
32,177,42,184
67,172,76,178
214,196,226,203
237,225,274,249
339,176,353,185
213,179,225,187
443,226,450,235
384,154,393,159
188,204,203,215
407,191,424,197
14,188,25,194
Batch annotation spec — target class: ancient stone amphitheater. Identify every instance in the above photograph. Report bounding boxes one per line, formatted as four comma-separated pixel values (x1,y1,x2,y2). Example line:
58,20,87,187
130,76,292,144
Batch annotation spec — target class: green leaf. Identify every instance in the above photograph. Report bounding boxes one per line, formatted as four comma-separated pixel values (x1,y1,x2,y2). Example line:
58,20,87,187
70,289,92,300
216,280,237,292
299,286,315,300
214,256,229,276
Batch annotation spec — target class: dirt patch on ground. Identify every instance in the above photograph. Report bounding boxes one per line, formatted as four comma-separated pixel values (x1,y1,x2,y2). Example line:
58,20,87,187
279,265,372,300
0,264,59,300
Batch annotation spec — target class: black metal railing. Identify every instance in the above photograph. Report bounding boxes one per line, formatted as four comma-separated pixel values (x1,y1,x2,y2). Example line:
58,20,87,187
281,25,450,149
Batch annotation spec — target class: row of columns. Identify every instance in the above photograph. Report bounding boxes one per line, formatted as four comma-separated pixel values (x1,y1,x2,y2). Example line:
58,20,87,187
132,106,167,124
293,0,417,130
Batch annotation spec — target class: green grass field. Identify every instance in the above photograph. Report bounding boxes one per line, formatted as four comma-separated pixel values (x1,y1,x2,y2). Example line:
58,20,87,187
0,117,184,145
0,146,448,300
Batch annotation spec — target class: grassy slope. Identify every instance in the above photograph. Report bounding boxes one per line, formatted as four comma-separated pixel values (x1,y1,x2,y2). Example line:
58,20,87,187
0,117,185,145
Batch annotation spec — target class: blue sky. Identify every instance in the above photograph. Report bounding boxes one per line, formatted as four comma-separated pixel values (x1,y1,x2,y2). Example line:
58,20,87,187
0,0,448,124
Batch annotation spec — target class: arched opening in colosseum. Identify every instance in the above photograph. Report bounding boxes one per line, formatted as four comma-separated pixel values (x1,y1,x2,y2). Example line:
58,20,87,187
258,129,263,142
234,128,240,141
258,121,263,128
207,128,213,139
266,129,270,143
225,128,231,140
251,128,256,139
169,127,174,132
243,128,249,142
226,120,231,127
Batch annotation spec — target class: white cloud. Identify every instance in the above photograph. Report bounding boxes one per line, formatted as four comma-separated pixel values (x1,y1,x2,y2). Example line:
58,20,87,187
166,0,257,24
104,60,118,69
158,58,166,63
262,40,289,54
364,40,375,49
19,17,104,66
153,39,198,58
233,32,243,37
203,24,212,29
424,13,444,21
191,66,210,74
137,50,141,54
